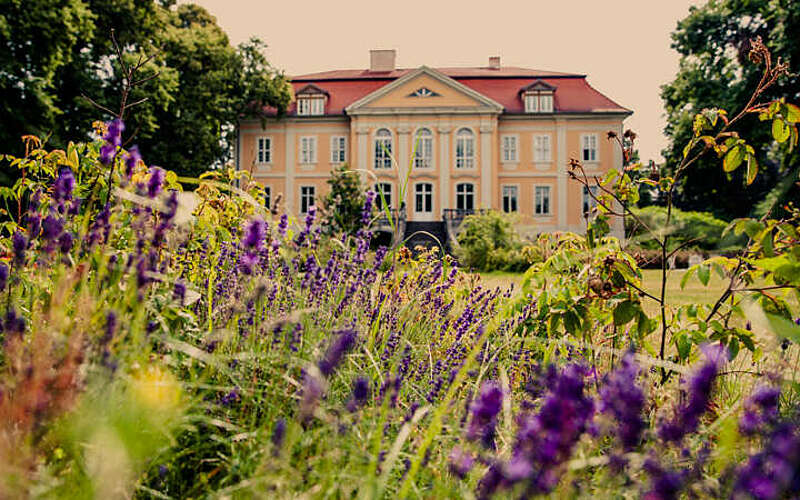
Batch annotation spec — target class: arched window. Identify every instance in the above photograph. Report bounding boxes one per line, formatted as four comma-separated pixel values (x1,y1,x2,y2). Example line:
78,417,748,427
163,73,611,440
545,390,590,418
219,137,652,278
413,128,433,168
455,128,475,169
456,183,474,211
374,129,393,169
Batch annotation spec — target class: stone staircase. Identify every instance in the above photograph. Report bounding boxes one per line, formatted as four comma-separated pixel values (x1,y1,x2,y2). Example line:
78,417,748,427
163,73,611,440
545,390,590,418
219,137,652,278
403,221,448,252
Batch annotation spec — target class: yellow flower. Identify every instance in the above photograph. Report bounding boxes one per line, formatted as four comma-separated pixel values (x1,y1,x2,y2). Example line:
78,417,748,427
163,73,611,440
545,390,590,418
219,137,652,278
131,365,181,412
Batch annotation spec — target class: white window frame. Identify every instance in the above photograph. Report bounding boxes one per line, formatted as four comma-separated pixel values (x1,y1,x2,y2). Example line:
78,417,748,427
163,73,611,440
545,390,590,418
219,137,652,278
297,97,325,116
534,185,552,216
299,136,317,164
581,134,598,163
455,128,475,169
501,134,518,163
330,136,347,164
375,182,392,210
300,185,316,214
374,128,393,169
414,182,433,215
583,185,599,217
256,136,272,164
455,183,475,211
502,185,518,213
413,128,434,169
524,92,554,113
533,134,552,163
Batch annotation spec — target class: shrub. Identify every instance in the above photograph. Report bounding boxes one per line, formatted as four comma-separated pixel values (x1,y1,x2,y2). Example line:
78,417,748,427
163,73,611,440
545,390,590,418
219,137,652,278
625,206,734,251
455,211,527,272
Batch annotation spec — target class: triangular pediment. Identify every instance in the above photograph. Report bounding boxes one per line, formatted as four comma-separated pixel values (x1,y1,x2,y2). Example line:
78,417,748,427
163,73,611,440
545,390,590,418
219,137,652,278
346,67,503,115
296,83,329,97
519,79,556,94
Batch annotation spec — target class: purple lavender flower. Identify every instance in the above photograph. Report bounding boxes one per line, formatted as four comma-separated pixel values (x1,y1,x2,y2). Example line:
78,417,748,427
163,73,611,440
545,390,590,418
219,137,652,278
318,328,358,377
733,422,800,499
124,145,142,177
147,167,165,198
100,119,124,165
642,456,685,500
58,231,74,254
361,190,376,227
347,376,371,412
299,373,323,422
271,418,286,455
242,217,267,251
103,310,117,344
466,380,503,449
0,263,8,290
238,251,259,275
658,343,727,443
12,231,27,265
53,167,75,203
220,387,240,406
599,353,645,450
448,446,474,479
277,213,288,237
739,386,781,436
174,281,186,305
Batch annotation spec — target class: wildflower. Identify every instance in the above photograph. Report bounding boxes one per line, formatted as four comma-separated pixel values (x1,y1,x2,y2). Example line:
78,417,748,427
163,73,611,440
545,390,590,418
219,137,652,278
173,281,186,305
124,145,142,177
58,231,74,254
448,446,474,478
733,422,800,499
347,376,371,412
643,456,685,500
147,167,165,198
220,387,240,406
739,386,780,435
12,231,27,265
242,217,267,251
658,343,727,443
271,418,286,455
103,310,117,344
318,328,357,377
599,353,645,450
466,380,503,449
100,118,124,165
53,167,75,203
361,190,376,226
0,263,7,291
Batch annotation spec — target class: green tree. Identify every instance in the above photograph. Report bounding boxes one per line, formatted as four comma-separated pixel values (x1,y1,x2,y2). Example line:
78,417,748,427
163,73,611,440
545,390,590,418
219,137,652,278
0,1,292,180
661,0,799,219
321,163,366,235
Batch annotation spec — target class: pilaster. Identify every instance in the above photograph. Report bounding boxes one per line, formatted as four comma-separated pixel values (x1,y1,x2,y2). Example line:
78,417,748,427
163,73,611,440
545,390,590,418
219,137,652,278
438,126,452,212
556,118,567,229
479,124,493,208
285,128,295,213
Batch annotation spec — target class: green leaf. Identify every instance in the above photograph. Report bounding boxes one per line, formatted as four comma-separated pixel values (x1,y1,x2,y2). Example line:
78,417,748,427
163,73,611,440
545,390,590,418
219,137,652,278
746,154,758,185
785,102,800,123
680,266,697,289
613,300,638,326
723,146,744,172
697,264,711,286
772,118,790,143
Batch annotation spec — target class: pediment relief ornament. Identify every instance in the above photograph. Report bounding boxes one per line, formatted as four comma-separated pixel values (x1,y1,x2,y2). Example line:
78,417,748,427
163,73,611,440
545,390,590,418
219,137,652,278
407,87,441,98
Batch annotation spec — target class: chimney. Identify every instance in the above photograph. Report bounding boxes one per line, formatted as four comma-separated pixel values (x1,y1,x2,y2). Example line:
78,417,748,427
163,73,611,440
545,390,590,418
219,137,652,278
370,49,396,72
488,56,501,69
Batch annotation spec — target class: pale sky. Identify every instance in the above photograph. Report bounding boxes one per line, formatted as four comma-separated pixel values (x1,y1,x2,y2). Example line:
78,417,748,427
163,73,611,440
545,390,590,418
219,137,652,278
189,0,707,163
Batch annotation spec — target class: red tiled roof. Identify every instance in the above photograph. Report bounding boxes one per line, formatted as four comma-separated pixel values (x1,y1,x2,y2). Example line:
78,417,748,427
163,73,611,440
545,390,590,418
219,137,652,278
260,66,630,117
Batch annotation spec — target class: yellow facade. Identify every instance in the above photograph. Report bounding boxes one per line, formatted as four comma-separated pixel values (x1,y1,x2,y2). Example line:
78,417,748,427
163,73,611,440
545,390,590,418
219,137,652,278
237,65,630,237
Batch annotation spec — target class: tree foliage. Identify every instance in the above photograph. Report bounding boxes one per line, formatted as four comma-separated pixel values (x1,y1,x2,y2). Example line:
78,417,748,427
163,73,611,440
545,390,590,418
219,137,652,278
321,163,366,235
661,0,799,219
0,0,292,180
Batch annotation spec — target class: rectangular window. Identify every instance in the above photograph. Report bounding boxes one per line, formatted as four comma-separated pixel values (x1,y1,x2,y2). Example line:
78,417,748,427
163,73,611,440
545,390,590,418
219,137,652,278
524,94,538,113
300,186,315,214
533,135,552,162
331,136,346,163
375,183,392,209
502,185,518,213
264,185,271,210
501,135,518,162
535,186,551,215
539,94,553,113
456,183,475,211
257,137,271,164
583,186,598,216
582,134,598,162
414,183,433,213
300,136,317,164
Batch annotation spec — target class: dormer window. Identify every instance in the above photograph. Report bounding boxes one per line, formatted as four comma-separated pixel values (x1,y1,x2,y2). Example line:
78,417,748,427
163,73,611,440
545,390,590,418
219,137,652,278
294,84,329,116
297,97,325,116
519,80,556,114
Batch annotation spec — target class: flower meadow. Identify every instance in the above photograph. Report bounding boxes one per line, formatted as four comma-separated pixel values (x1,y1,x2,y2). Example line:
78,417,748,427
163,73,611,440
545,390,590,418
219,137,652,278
1,44,800,499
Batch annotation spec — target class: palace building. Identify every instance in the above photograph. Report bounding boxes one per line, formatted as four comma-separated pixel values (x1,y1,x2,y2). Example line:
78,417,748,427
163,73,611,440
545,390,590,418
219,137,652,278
235,50,631,242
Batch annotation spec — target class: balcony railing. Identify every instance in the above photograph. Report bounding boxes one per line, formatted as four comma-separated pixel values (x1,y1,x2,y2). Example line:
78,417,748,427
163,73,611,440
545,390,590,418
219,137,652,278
442,208,487,226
